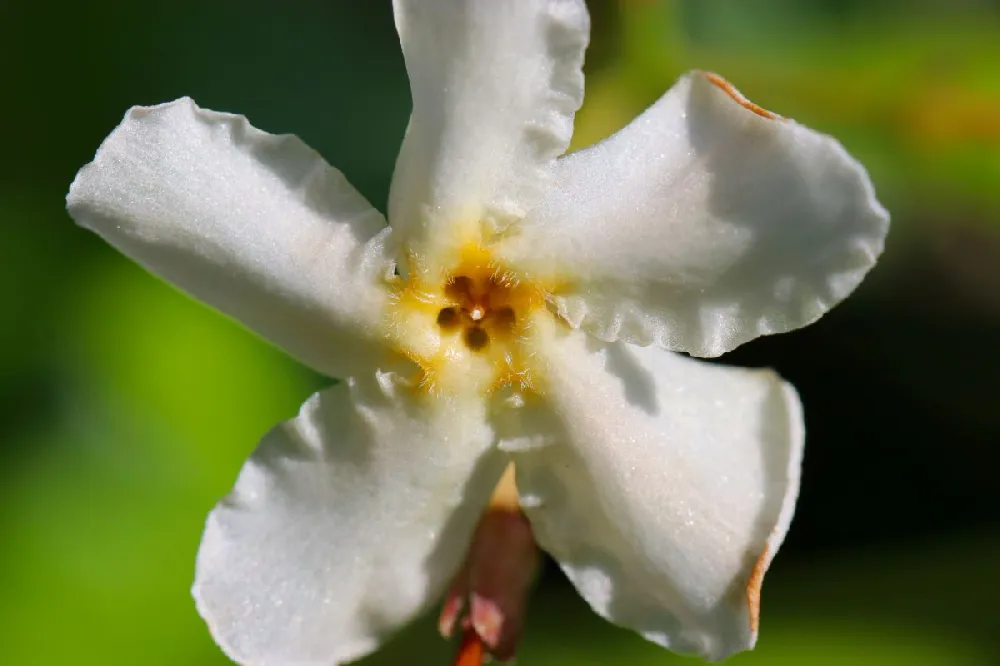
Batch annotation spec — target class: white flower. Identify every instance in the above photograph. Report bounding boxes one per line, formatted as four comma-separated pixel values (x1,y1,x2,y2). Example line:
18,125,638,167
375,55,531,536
66,1,888,664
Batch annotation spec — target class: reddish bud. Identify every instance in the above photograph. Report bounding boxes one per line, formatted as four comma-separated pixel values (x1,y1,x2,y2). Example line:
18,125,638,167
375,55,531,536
442,493,539,663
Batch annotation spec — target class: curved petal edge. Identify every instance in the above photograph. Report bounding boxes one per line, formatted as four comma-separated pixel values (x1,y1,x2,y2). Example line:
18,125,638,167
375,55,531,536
193,375,507,665
68,97,394,380
498,71,890,357
388,0,589,259
507,324,804,660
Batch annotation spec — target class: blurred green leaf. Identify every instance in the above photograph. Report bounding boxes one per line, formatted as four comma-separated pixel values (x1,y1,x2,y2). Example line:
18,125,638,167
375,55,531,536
592,3,1000,218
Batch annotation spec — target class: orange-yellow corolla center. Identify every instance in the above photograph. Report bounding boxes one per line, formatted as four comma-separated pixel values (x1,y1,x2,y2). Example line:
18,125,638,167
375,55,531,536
387,242,549,396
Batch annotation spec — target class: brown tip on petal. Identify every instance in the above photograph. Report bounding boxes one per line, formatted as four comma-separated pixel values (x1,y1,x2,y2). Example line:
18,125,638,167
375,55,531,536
453,627,485,666
745,545,769,635
702,72,781,120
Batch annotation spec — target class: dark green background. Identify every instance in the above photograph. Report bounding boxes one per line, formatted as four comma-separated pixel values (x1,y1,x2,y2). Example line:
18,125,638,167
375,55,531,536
3,1,999,664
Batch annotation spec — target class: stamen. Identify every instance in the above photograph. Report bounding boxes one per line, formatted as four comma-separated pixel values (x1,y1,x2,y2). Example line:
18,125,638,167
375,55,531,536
465,327,489,351
437,307,459,328
389,243,548,395
446,275,474,300
493,306,515,328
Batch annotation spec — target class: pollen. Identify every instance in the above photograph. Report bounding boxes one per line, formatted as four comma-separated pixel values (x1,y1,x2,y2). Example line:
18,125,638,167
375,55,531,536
387,238,549,396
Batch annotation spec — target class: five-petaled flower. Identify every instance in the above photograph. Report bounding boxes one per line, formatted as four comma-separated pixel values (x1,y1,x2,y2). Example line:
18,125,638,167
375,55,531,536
66,1,888,665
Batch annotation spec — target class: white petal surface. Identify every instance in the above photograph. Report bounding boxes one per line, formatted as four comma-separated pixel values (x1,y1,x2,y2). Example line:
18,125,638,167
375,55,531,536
68,98,393,380
497,72,889,357
508,321,802,660
388,0,588,258
194,374,507,666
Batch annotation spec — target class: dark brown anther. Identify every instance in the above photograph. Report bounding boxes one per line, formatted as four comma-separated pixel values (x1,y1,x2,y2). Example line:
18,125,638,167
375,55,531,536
493,306,516,329
437,307,460,328
465,327,489,351
446,275,475,300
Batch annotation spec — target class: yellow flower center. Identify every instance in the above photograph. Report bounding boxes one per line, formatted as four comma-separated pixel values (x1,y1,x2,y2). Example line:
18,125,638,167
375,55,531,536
387,240,549,396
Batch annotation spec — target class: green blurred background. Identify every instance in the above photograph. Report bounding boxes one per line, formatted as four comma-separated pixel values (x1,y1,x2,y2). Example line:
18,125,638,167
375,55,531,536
3,0,999,664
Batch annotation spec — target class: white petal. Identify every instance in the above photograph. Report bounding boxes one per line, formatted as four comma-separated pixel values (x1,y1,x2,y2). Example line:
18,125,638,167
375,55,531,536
67,98,393,380
508,322,802,660
194,374,506,666
388,0,588,258
497,71,889,357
